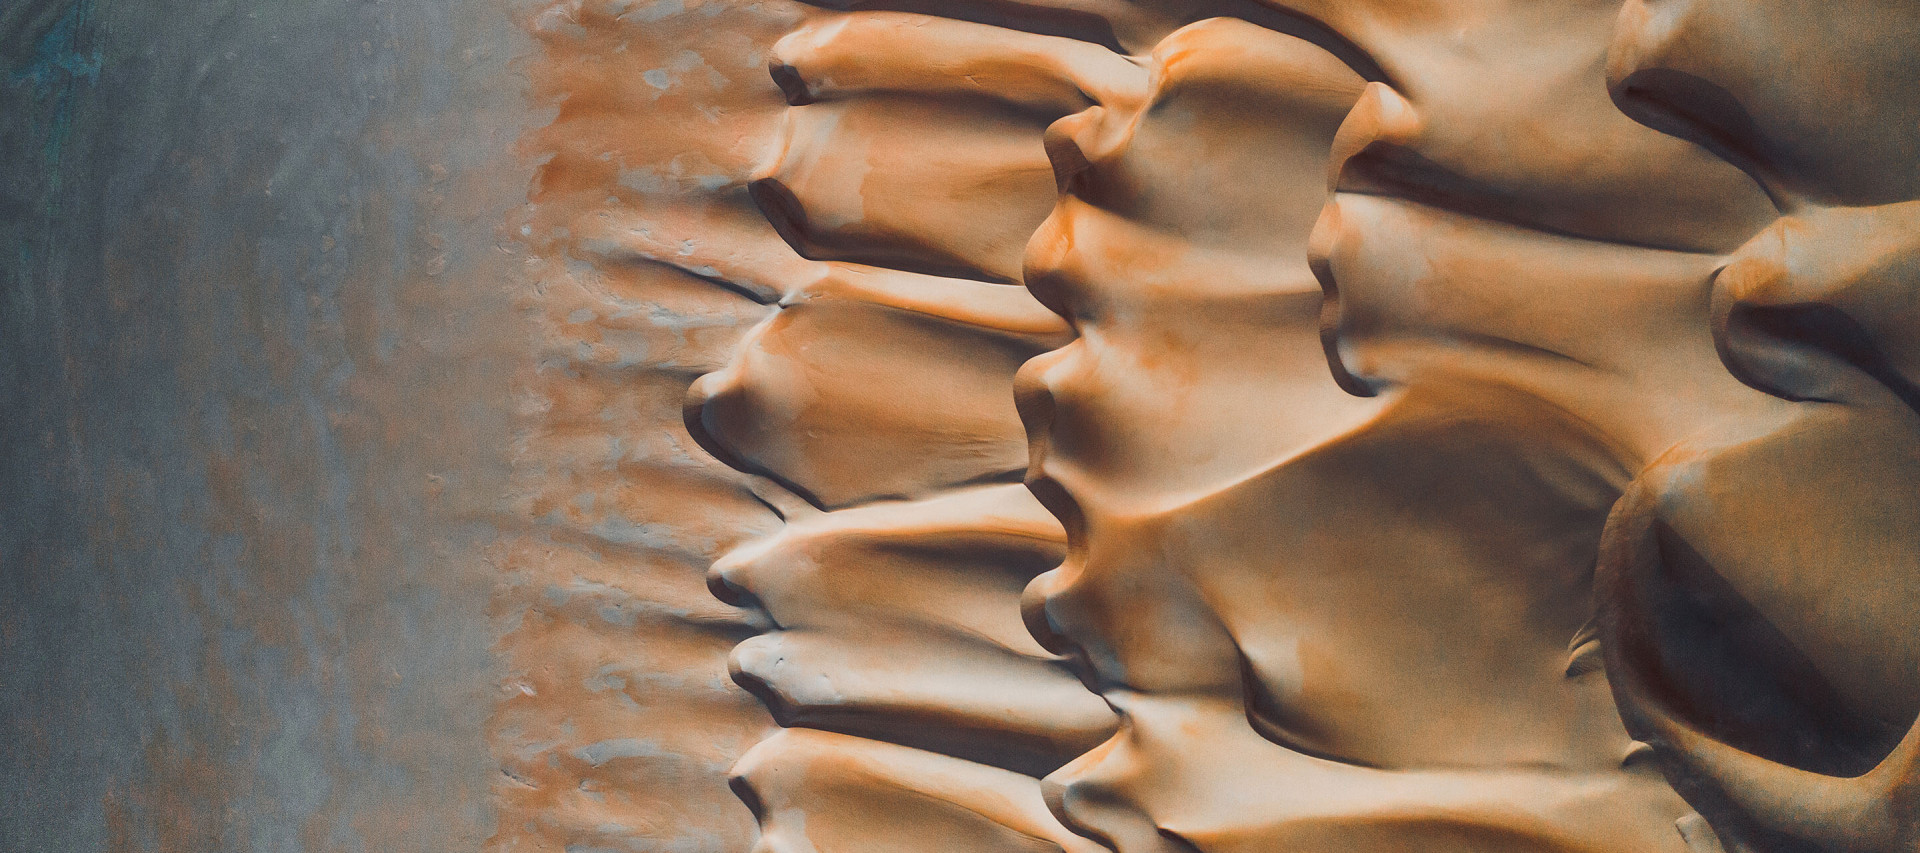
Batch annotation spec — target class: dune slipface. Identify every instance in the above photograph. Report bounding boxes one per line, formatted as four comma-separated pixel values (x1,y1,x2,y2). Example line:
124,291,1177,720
512,0,1920,851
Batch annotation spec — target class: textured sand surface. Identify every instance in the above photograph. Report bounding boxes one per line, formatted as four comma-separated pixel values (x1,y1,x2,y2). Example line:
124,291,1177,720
8,0,1918,851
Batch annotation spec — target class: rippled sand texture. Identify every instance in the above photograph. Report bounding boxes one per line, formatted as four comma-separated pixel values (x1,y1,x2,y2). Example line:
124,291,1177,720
511,0,1920,850
497,1,801,849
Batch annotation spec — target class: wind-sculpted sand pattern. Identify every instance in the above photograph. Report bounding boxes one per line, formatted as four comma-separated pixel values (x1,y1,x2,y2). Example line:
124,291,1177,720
497,1,796,849
1592,2,1920,850
509,0,1128,849
507,0,1920,850
685,9,1140,848
1011,5,1756,849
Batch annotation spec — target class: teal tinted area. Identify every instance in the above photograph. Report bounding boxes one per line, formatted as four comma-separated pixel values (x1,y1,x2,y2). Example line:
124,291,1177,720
0,1,532,848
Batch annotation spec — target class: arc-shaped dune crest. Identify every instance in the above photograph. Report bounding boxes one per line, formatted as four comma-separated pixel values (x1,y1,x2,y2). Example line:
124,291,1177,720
506,0,1920,850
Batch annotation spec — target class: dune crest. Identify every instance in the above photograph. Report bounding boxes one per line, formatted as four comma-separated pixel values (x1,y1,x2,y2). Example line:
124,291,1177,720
518,1,1920,849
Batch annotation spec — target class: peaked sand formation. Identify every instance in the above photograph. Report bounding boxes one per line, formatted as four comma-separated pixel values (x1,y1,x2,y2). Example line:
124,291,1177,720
514,0,1920,849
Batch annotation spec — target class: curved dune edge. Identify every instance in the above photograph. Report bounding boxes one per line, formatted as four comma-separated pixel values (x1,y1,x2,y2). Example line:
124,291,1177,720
1013,10,1730,851
495,1,797,850
678,6,1142,850
1593,3,1920,849
508,0,1920,850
